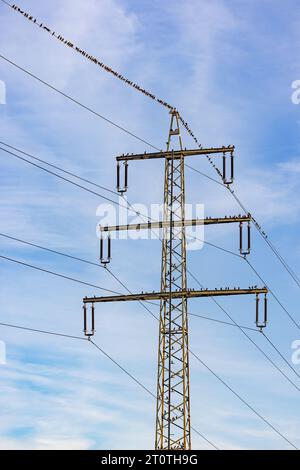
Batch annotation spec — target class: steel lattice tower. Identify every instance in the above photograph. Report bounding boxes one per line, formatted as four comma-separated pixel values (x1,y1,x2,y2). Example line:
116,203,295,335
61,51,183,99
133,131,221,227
155,111,191,449
83,109,268,450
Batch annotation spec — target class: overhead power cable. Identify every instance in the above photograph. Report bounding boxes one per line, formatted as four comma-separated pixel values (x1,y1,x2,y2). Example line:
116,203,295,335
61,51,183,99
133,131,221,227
187,269,300,393
0,54,159,151
1,3,175,111
104,261,300,445
261,332,300,381
0,140,118,197
0,232,103,268
0,231,260,332
1,47,298,290
245,258,300,330
229,191,300,289
2,140,297,287
0,140,242,259
1,2,299,290
0,145,128,209
2,231,298,392
0,248,297,447
88,340,219,450
2,50,298,295
0,321,87,341
189,312,260,333
189,348,298,450
0,317,218,450
0,230,262,336
0,254,122,295
0,2,299,447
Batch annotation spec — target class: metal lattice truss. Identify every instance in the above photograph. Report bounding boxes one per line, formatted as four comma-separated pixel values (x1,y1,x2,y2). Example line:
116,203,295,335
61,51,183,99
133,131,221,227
155,112,191,450
83,110,269,450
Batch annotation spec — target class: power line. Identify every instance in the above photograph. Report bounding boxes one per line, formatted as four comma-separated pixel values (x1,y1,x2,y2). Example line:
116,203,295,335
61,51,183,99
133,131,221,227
229,191,300,289
0,140,164,224
0,254,122,295
1,2,175,112
261,332,300,381
0,140,167,229
89,339,156,398
105,266,159,321
245,258,300,330
0,140,118,197
3,13,298,434
105,257,300,445
0,145,128,209
0,230,259,331
1,9,299,290
3,48,297,297
88,340,220,450
175,239,300,340
186,162,225,187
87,215,300,397
3,127,299,418
0,141,242,259
0,231,269,333
187,164,300,290
3,139,297,286
0,317,219,450
0,54,159,151
194,237,243,259
2,50,296,290
0,224,266,335
2,2,298,450
0,232,103,268
187,160,300,290
189,312,260,333
189,348,298,450
0,144,164,231
0,321,87,341
1,1,200,151
0,230,235,316
187,269,300,393
4,313,295,449
1,249,297,447
0,232,162,313
0,231,163,311
107,263,259,332
2,231,298,394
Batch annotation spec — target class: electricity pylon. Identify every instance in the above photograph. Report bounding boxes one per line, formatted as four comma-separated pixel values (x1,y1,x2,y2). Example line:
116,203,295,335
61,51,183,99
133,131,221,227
82,110,268,450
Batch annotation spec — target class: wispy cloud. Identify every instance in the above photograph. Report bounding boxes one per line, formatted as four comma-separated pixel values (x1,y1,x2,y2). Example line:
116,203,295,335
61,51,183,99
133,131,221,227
0,0,299,450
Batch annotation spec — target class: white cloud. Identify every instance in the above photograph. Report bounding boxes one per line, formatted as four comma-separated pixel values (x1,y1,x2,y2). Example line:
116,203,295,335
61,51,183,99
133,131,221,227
0,0,299,451
278,158,300,174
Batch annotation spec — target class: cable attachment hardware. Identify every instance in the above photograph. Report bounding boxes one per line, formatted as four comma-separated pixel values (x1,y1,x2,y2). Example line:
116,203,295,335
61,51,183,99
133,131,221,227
169,127,180,136
100,234,111,265
117,161,128,194
239,220,251,256
256,293,268,331
222,149,234,184
83,302,95,337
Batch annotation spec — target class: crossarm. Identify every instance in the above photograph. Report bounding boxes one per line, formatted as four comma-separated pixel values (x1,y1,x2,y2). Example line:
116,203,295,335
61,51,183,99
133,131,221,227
83,287,268,304
99,215,251,233
116,145,234,162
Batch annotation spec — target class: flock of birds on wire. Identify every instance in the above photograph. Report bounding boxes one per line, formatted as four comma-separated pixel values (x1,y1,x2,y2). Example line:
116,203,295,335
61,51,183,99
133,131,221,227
11,3,201,146
10,5,268,241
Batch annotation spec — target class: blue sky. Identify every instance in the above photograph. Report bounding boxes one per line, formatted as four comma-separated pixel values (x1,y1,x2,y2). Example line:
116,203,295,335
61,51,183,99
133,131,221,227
0,0,299,449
